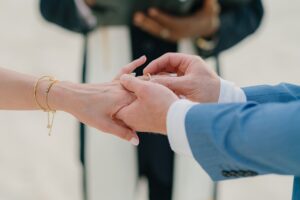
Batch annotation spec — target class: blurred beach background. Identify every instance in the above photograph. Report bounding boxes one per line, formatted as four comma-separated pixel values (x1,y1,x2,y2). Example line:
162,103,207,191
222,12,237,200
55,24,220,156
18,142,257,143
0,0,299,199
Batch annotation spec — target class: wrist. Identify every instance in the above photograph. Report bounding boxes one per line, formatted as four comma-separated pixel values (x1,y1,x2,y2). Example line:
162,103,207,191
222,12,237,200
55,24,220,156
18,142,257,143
161,98,180,134
48,81,76,112
166,99,197,156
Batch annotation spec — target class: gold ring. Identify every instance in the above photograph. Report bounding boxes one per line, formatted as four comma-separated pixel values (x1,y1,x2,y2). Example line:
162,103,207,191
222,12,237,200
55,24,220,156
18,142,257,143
147,73,152,81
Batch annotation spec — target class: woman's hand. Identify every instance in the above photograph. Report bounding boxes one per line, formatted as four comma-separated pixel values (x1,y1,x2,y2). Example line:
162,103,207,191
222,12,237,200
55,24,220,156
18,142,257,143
48,56,148,145
133,0,220,42
49,81,139,145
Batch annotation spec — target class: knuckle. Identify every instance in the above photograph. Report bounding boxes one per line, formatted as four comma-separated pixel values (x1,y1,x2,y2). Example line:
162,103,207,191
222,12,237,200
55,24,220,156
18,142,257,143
164,52,173,58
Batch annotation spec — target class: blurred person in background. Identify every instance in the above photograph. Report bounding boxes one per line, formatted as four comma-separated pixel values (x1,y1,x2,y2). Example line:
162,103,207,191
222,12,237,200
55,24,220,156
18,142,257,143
39,0,264,200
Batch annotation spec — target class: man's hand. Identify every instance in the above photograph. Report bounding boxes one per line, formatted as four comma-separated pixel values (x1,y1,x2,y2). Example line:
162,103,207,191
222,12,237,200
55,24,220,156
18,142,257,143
51,81,139,145
144,53,220,103
133,0,220,42
115,74,179,134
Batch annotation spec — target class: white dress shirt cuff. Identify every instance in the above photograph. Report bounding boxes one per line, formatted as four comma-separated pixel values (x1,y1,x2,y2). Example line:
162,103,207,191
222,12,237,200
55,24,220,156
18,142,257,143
167,99,198,157
75,0,97,28
167,79,246,157
218,78,247,103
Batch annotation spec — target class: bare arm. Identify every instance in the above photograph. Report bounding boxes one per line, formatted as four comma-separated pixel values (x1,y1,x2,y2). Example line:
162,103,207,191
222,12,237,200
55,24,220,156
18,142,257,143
0,67,40,110
0,56,146,143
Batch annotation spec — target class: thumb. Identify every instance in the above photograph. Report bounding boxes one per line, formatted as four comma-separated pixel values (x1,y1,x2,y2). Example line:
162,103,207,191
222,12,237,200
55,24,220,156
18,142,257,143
119,74,147,96
151,75,185,94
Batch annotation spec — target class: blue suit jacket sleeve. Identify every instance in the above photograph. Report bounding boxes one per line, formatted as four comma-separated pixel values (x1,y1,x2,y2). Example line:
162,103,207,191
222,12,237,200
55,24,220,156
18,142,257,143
185,83,300,181
243,83,300,103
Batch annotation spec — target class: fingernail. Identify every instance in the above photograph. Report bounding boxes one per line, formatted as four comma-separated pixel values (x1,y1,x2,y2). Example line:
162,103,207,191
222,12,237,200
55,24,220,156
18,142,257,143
130,137,139,146
140,55,147,60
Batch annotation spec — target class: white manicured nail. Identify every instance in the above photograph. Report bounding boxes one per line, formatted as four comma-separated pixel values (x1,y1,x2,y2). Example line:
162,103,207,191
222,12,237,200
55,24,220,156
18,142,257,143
130,138,139,146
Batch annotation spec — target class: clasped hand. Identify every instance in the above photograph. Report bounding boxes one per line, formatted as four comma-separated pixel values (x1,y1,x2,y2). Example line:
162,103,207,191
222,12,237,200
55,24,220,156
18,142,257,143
115,53,220,140
61,53,220,146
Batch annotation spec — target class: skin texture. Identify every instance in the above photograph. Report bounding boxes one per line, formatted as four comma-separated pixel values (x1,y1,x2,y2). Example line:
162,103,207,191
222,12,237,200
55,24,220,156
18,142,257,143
144,53,221,103
53,56,146,144
116,74,179,134
133,0,220,42
52,81,138,142
0,56,147,145
116,53,221,135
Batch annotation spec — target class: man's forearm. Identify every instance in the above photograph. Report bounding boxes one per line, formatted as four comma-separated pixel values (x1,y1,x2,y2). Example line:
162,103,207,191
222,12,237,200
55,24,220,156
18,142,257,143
243,83,300,104
166,78,246,156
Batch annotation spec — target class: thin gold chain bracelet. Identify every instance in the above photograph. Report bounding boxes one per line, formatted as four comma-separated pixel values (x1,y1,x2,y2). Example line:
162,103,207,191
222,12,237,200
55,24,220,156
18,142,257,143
33,76,58,136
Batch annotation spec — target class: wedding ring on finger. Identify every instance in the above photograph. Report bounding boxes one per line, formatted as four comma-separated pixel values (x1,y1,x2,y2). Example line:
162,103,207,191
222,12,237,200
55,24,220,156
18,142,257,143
146,73,152,81
160,29,170,39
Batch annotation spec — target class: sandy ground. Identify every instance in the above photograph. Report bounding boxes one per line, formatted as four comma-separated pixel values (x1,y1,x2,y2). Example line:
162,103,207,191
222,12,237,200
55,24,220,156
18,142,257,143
0,0,299,200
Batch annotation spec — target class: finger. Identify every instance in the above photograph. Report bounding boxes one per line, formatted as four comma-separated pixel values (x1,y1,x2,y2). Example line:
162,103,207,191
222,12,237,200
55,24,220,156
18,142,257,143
148,8,177,28
144,53,193,75
203,0,220,14
133,12,168,38
151,75,186,93
119,74,148,96
104,119,139,146
115,103,140,133
114,55,147,80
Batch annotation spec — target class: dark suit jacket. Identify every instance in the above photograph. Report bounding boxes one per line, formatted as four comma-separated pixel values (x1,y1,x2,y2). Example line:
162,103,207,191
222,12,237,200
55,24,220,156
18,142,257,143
40,0,264,57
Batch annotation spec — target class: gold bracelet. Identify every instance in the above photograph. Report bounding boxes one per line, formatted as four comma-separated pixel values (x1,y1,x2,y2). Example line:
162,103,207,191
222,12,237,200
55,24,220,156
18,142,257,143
46,80,59,111
146,73,152,81
46,80,59,136
33,76,55,111
33,76,58,136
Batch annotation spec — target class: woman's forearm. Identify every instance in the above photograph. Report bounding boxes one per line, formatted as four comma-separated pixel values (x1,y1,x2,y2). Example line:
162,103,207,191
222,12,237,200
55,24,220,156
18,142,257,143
0,67,69,111
0,67,41,110
0,56,145,143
